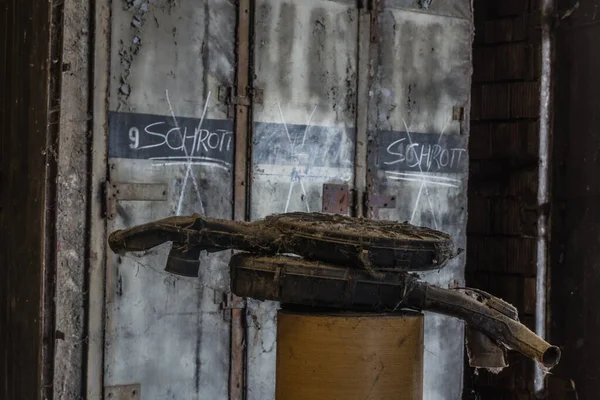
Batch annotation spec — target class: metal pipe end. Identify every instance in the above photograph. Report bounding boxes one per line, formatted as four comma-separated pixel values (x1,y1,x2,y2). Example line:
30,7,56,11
541,345,561,369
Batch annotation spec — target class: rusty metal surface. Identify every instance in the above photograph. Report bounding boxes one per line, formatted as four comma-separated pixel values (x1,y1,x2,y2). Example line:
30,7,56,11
322,184,351,214
368,193,397,219
550,1,600,398
229,253,560,370
231,1,251,397
108,212,456,272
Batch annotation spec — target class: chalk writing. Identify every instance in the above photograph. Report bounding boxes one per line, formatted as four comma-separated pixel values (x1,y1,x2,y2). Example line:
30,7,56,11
373,130,468,174
135,122,232,153
385,138,466,171
108,111,234,168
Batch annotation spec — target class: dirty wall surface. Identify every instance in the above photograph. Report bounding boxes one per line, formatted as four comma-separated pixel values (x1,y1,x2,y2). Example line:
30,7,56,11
101,0,472,399
105,1,235,398
367,3,472,399
247,1,358,397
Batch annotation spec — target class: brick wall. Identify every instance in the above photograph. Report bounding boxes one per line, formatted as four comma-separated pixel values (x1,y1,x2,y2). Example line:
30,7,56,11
465,0,542,398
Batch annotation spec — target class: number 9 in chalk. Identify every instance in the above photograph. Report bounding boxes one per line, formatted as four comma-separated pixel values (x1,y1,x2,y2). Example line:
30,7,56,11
129,127,140,149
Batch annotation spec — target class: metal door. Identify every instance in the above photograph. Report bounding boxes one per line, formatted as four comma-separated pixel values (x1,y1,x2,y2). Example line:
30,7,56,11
247,1,359,398
247,0,358,400
102,1,235,398
366,2,473,399
90,1,473,399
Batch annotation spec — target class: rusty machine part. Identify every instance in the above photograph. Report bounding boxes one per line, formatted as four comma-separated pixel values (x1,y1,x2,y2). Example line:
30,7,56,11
230,253,561,370
108,212,456,277
108,212,561,371
276,310,424,400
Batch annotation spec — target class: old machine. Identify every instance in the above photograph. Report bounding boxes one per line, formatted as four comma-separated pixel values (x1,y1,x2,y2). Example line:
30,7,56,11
109,212,560,399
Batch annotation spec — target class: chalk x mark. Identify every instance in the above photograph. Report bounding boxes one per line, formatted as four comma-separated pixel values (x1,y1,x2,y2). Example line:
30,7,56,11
277,101,293,146
276,101,318,213
165,89,211,216
403,118,452,229
299,104,318,149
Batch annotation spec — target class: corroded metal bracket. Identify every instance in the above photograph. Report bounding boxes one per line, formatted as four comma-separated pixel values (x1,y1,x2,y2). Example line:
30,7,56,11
104,384,140,400
215,291,246,322
105,181,168,220
367,193,396,219
322,183,352,215
218,85,263,118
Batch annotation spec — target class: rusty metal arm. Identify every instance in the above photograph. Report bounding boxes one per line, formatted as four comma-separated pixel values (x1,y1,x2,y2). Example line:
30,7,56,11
404,282,561,370
109,214,282,277
109,213,455,277
108,214,279,254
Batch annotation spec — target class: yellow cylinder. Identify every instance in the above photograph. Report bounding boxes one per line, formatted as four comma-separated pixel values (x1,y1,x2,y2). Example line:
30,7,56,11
276,309,424,400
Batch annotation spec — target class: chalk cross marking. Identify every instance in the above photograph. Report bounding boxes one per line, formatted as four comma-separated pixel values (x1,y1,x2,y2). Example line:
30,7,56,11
275,101,319,213
165,89,212,216
392,118,454,229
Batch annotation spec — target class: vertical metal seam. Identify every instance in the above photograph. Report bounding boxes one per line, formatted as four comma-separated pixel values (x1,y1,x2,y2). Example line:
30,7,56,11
231,0,251,398
364,0,380,219
534,0,555,395
353,3,371,218
86,0,111,397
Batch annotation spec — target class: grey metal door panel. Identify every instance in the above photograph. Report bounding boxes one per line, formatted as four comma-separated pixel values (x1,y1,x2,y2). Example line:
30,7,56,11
367,5,473,400
109,0,235,114
382,0,472,20
105,1,235,399
248,1,359,398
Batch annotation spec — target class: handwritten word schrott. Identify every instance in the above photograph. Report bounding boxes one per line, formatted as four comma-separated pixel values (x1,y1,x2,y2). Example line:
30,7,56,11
128,122,233,155
384,137,467,172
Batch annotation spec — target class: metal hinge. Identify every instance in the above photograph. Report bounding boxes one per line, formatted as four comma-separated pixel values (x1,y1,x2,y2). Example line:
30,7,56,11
453,104,466,135
215,291,246,322
219,85,263,118
105,181,169,220
365,193,396,219
322,183,354,215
